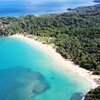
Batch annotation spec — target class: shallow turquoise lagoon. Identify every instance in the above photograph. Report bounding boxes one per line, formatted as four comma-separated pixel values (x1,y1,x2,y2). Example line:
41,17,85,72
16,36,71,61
0,37,91,100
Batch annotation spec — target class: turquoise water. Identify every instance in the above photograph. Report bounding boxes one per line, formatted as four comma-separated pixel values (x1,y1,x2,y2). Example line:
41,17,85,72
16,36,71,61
0,0,97,16
0,37,91,100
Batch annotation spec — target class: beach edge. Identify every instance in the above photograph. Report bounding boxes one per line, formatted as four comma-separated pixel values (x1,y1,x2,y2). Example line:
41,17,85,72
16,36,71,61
10,34,100,90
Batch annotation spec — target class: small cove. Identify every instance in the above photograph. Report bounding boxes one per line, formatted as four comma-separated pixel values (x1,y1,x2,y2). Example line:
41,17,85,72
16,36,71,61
0,37,91,100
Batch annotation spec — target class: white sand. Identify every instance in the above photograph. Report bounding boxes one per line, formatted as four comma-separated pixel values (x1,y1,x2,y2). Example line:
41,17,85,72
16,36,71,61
10,34,100,89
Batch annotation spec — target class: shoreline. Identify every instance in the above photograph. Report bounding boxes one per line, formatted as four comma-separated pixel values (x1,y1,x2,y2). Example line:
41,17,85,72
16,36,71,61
10,34,100,90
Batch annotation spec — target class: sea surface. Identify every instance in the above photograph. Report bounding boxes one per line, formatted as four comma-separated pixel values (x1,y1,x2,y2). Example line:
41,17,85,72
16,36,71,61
0,0,98,16
0,37,91,100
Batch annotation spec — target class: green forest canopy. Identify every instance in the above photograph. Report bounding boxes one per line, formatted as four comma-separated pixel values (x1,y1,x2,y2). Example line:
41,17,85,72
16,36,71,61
0,4,100,75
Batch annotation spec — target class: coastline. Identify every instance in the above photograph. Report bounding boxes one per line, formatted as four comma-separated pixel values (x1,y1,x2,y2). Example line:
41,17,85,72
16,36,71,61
10,34,100,90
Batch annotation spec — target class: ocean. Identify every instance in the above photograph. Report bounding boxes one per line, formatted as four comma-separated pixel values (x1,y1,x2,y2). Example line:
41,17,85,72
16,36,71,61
0,0,97,16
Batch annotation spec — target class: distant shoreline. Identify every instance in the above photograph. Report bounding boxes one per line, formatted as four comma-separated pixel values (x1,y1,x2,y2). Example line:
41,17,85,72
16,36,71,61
0,1,98,17
10,34,100,90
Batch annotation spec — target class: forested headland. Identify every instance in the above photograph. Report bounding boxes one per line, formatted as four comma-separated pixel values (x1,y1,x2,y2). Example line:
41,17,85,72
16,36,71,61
85,86,100,100
0,4,100,75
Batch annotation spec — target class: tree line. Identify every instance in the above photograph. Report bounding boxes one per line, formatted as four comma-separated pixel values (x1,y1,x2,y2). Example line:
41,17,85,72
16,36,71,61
0,4,100,75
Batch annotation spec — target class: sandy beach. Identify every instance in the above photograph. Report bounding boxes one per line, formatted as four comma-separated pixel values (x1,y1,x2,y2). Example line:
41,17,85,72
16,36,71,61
10,34,100,89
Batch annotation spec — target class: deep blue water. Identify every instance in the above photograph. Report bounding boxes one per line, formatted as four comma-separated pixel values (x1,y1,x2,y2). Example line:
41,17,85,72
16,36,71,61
0,37,91,100
0,0,97,16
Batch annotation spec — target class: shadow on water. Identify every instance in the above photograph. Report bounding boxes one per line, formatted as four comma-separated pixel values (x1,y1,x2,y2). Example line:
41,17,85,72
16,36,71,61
0,67,50,100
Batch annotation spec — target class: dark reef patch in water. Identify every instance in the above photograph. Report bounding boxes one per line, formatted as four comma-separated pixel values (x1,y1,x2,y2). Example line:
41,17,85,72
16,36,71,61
70,92,84,100
0,67,50,100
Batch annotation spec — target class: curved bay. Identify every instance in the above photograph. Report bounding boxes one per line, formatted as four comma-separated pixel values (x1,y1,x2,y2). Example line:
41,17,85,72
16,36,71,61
0,38,91,100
